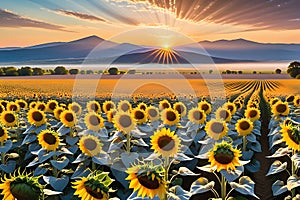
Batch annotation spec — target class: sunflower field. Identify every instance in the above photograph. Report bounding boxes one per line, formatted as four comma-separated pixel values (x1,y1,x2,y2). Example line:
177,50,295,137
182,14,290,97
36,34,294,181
0,92,299,200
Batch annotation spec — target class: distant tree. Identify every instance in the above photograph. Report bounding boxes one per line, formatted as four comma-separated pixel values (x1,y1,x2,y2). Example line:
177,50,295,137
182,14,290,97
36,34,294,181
209,69,213,74
49,69,55,75
287,61,300,78
119,71,126,74
238,71,243,74
54,66,68,75
97,70,103,74
4,67,18,76
275,68,282,74
226,70,232,74
69,69,79,75
32,68,44,75
86,70,94,74
18,67,33,76
0,68,5,76
253,71,257,74
127,69,136,74
80,70,86,75
108,67,118,75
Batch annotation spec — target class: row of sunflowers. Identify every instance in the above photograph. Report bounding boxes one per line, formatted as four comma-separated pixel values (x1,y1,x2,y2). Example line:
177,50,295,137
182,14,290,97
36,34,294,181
0,94,298,199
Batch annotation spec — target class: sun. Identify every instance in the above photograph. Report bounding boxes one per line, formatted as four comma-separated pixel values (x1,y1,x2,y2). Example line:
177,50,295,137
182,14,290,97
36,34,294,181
149,45,180,64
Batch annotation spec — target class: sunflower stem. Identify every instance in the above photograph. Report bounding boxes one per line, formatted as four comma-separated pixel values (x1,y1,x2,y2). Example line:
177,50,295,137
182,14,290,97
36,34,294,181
242,136,247,152
291,150,296,197
92,161,96,171
221,175,227,200
211,188,220,198
1,141,5,165
53,154,58,177
163,157,170,200
126,132,131,154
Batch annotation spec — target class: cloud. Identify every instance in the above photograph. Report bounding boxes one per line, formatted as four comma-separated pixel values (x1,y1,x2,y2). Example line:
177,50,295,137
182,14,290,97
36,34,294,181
55,9,108,23
0,9,71,32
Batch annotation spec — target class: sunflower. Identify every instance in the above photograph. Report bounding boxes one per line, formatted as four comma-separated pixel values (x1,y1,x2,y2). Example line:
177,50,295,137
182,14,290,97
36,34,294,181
198,101,212,114
146,106,160,122
114,111,135,133
102,101,116,114
68,102,82,116
244,107,261,122
131,108,147,124
270,97,280,106
0,172,42,200
38,130,60,151
236,118,254,136
46,100,58,113
27,109,46,127
188,107,206,124
161,108,180,126
29,102,36,109
281,123,300,151
286,95,295,103
87,100,101,113
0,100,8,109
84,112,104,131
73,172,113,200
107,109,117,123
137,102,148,111
7,102,20,112
173,102,187,117
159,99,171,110
223,102,237,115
0,126,9,143
36,102,46,111
78,135,102,157
215,107,231,122
0,105,5,114
60,110,76,127
208,141,242,172
272,101,290,116
15,99,28,110
0,111,17,127
294,96,300,107
150,128,180,157
54,107,65,120
126,162,167,199
247,102,259,109
117,100,132,112
205,119,228,140
234,101,242,110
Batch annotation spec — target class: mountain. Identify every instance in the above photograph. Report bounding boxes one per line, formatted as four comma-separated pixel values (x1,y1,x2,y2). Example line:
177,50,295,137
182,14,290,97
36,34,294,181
196,39,300,61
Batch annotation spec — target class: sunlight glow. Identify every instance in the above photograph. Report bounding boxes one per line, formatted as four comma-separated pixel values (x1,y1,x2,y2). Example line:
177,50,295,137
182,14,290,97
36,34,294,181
149,47,181,64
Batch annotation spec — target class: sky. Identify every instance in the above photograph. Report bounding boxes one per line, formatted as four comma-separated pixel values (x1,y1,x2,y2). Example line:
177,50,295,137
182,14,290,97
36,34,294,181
1,0,300,47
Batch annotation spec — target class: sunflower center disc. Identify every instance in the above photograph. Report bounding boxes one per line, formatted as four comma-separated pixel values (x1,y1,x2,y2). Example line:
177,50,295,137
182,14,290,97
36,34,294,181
162,103,170,109
119,115,132,128
89,115,100,126
49,102,57,110
38,104,45,111
106,103,112,111
287,96,295,102
10,105,17,111
249,110,258,118
211,122,224,134
201,104,209,111
166,111,176,121
288,129,300,144
0,106,3,113
135,111,145,120
138,175,160,189
65,113,74,122
44,133,57,145
227,105,234,112
0,128,5,137
235,102,241,109
276,104,287,113
19,102,25,108
149,109,157,118
85,186,104,199
240,121,250,130
193,111,203,121
214,152,234,164
296,99,300,105
175,105,184,114
32,111,43,121
219,110,229,120
91,103,99,111
157,135,175,151
139,105,146,110
121,104,129,111
72,105,80,113
84,138,97,151
5,113,15,123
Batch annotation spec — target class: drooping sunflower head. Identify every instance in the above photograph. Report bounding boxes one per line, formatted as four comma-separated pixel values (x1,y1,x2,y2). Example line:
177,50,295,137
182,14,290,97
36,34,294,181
0,111,17,127
272,101,290,116
281,123,300,151
126,162,167,199
0,171,43,200
205,119,228,140
68,102,82,116
15,99,28,110
73,171,114,200
188,107,206,124
137,102,148,111
7,102,20,112
173,102,187,117
0,126,9,143
29,101,36,109
215,107,232,122
150,128,180,157
38,130,60,151
244,107,261,122
53,107,65,121
60,110,76,127
159,99,171,110
114,111,135,133
131,108,147,124
198,101,212,114
36,102,46,112
146,106,160,122
236,118,254,136
223,102,237,115
87,100,101,113
84,112,104,131
102,101,116,114
107,109,117,123
46,100,58,113
294,96,300,107
27,109,46,127
208,141,242,172
161,108,180,126
78,135,102,157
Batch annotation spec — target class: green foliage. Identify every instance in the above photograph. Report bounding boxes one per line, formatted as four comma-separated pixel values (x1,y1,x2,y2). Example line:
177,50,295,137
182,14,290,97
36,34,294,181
18,67,33,76
32,68,44,76
108,67,118,75
69,69,79,75
275,68,281,74
54,66,68,75
287,61,300,78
